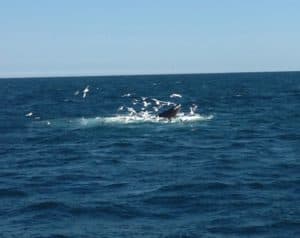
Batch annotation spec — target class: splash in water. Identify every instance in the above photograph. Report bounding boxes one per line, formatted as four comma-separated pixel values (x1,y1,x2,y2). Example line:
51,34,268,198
31,91,213,129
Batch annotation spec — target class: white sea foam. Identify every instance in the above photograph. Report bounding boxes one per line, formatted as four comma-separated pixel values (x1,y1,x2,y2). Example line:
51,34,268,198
37,112,213,129
88,112,212,125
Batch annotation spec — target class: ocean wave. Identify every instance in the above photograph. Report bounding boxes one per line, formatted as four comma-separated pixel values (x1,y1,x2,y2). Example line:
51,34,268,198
0,188,28,198
22,201,69,212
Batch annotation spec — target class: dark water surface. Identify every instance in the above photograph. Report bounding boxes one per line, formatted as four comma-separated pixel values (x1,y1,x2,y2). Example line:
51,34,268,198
1,72,300,237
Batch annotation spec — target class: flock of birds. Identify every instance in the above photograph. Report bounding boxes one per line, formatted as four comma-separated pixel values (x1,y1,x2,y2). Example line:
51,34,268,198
118,93,197,117
25,85,199,123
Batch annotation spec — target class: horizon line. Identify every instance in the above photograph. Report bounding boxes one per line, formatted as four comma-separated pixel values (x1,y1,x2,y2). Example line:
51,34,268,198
1,70,300,79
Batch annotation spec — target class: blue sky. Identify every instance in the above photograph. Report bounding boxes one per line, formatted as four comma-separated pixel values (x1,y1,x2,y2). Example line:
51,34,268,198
1,0,300,77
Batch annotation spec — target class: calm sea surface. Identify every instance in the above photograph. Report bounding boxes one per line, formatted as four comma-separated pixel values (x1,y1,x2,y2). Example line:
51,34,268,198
1,72,300,237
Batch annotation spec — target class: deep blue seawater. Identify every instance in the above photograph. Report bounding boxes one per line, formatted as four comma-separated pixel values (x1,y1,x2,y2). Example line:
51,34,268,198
1,72,300,238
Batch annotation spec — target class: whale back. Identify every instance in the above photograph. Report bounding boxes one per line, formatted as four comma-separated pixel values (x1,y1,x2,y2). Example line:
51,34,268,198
158,105,181,119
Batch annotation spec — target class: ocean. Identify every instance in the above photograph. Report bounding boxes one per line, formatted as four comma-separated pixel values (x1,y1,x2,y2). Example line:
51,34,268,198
1,72,299,237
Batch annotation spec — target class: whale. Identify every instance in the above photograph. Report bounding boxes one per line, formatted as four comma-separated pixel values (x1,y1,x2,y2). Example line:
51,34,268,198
158,104,181,119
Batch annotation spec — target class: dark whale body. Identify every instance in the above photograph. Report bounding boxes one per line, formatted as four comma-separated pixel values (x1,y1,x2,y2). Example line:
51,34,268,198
158,104,181,119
